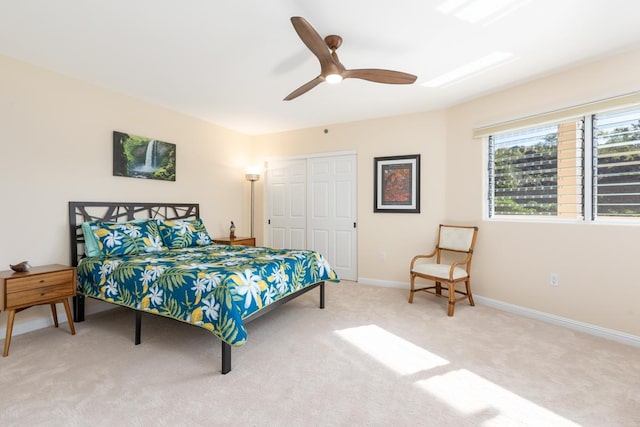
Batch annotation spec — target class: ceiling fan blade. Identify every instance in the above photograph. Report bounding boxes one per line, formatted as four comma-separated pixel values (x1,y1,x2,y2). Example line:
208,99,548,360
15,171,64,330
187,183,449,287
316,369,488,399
284,76,324,101
290,17,333,68
344,69,417,84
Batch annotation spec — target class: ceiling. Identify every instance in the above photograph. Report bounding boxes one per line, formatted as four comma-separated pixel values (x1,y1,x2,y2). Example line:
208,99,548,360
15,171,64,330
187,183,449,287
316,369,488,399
2,0,640,135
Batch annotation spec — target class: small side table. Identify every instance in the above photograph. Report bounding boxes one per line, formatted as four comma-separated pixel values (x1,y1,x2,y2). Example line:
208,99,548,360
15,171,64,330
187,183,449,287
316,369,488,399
212,236,256,247
0,264,77,357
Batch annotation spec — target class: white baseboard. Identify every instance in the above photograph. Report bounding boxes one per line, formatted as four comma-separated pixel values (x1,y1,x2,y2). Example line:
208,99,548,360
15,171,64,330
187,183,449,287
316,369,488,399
474,295,640,348
357,277,640,348
358,277,408,289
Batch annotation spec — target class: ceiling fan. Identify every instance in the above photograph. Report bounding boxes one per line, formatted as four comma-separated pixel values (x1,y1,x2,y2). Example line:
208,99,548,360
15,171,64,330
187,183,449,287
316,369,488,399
284,16,417,101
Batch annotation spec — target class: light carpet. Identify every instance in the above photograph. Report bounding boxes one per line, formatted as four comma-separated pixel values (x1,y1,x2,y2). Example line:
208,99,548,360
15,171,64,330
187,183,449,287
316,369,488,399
0,281,638,426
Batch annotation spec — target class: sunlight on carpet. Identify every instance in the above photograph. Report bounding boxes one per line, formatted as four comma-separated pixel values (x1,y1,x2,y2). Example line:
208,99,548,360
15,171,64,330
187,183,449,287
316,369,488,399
416,369,580,426
336,323,580,426
334,324,449,375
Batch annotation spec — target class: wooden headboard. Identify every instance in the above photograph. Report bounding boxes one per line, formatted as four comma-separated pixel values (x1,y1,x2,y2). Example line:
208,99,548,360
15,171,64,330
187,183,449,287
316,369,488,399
68,201,200,267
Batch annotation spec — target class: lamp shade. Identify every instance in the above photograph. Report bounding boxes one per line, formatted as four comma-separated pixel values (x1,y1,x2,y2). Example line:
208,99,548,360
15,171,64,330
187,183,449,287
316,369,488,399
245,166,261,182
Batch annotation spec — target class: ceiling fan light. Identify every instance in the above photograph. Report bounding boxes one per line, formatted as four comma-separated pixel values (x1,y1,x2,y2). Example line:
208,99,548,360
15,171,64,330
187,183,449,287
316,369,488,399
325,73,343,84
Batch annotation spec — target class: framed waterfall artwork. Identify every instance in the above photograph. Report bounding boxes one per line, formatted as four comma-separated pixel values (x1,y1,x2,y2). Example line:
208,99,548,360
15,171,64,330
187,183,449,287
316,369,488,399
113,131,176,181
374,154,420,213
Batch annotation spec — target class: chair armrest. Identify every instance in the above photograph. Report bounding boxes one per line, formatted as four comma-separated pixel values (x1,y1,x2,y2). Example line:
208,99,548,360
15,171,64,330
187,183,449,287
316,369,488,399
447,253,473,279
410,248,437,269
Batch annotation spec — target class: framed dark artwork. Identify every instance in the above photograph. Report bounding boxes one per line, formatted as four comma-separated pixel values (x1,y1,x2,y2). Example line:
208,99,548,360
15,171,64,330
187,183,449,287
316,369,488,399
374,154,420,213
113,131,176,181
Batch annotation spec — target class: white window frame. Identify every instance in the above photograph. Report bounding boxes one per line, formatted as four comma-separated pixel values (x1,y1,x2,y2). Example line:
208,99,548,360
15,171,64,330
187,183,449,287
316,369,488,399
484,102,640,224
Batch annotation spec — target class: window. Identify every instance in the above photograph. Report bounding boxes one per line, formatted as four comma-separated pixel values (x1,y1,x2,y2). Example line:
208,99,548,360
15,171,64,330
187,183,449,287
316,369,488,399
593,108,640,219
488,106,640,221
489,119,584,219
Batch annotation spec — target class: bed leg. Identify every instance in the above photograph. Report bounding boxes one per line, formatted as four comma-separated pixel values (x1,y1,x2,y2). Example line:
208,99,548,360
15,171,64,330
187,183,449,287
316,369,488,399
73,295,85,322
320,281,325,309
221,342,231,374
135,312,142,345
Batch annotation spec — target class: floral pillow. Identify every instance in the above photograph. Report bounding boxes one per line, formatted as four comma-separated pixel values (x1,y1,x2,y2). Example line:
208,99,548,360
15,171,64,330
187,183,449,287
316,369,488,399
157,218,212,249
89,220,165,256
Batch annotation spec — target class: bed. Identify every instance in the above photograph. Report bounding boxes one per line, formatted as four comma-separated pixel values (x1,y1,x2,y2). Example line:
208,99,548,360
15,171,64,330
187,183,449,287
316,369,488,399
69,201,339,374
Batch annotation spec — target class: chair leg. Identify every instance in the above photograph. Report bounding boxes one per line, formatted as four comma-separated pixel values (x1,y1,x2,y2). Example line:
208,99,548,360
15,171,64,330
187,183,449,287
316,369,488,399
435,281,442,295
447,283,456,316
408,274,415,303
466,280,475,306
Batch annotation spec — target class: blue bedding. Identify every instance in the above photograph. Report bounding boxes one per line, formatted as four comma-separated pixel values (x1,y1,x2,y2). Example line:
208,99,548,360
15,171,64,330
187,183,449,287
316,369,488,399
77,244,339,346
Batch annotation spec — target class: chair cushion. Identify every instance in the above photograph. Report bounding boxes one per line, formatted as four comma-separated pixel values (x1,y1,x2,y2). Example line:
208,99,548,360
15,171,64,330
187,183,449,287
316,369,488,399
411,263,468,280
440,226,475,251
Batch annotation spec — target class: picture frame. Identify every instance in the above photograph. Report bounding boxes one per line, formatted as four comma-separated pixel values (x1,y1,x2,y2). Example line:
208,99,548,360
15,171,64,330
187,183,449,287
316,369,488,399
113,131,176,181
374,154,420,213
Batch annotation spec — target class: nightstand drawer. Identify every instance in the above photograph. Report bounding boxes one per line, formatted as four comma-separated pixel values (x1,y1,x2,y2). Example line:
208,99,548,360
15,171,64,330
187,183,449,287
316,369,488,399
6,282,75,308
7,270,74,294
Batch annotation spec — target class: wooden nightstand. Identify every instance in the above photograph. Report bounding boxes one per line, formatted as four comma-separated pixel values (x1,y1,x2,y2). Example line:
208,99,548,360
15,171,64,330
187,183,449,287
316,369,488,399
212,236,256,246
0,264,76,357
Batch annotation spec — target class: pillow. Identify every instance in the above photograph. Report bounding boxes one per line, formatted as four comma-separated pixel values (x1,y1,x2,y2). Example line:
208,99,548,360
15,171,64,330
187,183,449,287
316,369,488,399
81,222,101,257
157,218,212,249
82,218,150,257
89,220,165,256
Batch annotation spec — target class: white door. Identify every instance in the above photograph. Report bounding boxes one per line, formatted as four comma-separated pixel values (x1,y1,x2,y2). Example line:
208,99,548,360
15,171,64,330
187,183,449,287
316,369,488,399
266,154,357,281
307,155,357,280
267,159,307,249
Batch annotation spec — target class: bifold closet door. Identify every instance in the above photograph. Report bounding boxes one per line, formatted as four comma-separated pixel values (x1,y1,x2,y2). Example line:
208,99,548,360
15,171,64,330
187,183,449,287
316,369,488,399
307,155,357,281
266,154,357,280
267,159,307,250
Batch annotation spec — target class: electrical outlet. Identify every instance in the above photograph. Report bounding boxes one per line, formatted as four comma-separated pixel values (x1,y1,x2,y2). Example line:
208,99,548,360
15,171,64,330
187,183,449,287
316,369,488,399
378,251,386,261
549,273,559,286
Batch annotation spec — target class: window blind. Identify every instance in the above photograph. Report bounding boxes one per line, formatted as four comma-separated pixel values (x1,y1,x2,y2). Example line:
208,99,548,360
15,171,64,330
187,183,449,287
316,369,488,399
593,107,640,218
488,119,585,218
474,91,640,139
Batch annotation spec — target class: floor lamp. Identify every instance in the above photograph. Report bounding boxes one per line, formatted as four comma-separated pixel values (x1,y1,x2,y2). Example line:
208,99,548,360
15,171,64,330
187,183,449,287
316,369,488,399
245,170,260,238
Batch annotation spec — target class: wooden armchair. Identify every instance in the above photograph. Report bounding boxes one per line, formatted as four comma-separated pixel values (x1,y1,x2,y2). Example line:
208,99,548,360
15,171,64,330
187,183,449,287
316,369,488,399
409,224,478,316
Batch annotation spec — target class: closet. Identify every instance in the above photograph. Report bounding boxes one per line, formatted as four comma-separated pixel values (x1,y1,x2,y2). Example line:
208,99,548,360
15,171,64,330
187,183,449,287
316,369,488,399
266,153,357,281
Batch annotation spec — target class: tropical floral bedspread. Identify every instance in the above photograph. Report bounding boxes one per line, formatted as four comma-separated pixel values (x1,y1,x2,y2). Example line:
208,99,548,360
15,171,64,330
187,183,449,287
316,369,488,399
77,244,339,346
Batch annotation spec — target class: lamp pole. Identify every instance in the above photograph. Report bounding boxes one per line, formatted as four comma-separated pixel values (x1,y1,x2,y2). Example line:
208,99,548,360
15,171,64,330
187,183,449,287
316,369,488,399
245,173,260,238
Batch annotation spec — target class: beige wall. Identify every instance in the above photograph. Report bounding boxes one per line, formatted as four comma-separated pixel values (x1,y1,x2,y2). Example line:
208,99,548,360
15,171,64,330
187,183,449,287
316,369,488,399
0,55,252,333
254,47,640,337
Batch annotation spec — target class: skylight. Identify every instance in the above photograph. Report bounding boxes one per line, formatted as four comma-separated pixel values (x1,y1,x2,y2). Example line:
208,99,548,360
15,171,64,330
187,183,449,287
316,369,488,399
421,51,514,88
437,0,529,25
